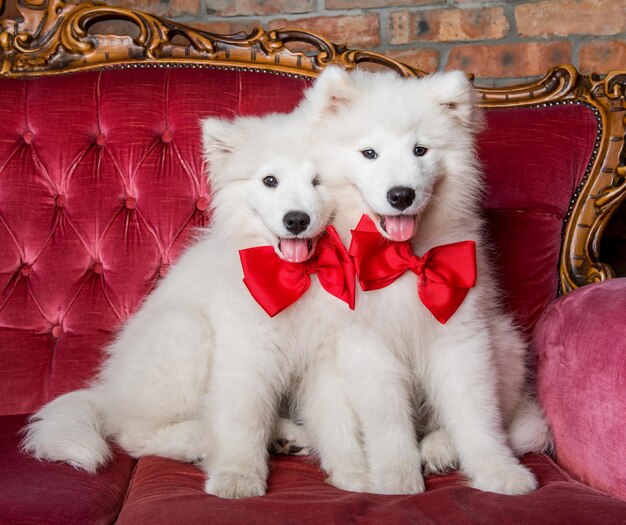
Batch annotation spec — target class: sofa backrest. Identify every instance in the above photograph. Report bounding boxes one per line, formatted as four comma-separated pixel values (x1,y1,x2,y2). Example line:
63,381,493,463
479,104,598,335
0,2,623,415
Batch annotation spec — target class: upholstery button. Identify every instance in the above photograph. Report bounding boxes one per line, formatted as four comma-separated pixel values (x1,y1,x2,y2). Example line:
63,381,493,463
196,197,209,211
161,130,173,143
56,194,66,207
20,264,31,276
93,262,103,274
125,196,136,209
52,325,63,338
23,131,34,144
96,134,106,146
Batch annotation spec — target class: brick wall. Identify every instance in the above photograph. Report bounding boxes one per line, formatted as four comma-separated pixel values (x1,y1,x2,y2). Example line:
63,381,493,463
108,0,625,85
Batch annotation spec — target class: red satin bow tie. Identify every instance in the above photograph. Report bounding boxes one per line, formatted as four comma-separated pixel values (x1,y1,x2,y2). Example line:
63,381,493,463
349,215,477,324
239,225,356,317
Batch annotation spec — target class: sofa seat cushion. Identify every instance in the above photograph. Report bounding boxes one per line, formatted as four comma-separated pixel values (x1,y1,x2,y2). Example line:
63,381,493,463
116,454,626,525
0,414,135,525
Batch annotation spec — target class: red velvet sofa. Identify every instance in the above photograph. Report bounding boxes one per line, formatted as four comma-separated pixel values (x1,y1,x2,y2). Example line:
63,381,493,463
1,2,625,524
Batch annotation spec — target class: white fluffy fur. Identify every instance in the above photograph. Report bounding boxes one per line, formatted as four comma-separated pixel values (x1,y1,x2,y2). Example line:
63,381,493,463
294,67,552,495
22,111,366,498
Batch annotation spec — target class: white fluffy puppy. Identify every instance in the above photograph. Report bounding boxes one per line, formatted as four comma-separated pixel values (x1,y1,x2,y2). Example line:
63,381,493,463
298,67,551,495
22,111,360,498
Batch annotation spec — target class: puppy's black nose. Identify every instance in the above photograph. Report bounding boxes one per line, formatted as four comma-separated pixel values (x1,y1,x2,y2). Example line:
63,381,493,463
283,211,311,235
387,186,416,211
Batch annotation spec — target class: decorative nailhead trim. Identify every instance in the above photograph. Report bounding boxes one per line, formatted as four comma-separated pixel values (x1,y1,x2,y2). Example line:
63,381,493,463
44,62,314,81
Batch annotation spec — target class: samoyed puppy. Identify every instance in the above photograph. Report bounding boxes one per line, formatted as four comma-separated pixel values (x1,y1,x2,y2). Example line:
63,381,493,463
22,110,365,498
297,67,551,495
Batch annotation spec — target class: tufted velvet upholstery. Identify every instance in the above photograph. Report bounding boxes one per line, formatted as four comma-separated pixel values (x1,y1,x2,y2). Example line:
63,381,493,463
1,67,624,524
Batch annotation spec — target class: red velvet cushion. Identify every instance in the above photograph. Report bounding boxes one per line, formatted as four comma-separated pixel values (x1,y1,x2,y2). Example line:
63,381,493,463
480,104,598,336
535,278,626,501
0,69,309,415
115,454,626,525
0,414,135,525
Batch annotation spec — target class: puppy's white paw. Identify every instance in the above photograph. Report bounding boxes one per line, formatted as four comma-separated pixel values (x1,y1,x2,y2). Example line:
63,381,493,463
420,429,459,475
326,471,370,493
205,471,266,499
370,466,425,495
469,461,538,495
271,418,311,456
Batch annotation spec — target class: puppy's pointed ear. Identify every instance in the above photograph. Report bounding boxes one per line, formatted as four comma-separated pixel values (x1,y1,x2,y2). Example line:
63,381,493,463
430,71,484,132
200,117,239,161
200,117,243,186
303,66,357,119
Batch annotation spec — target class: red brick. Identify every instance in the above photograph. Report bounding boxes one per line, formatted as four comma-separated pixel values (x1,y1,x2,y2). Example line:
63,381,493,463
580,40,626,75
206,0,316,17
446,41,572,79
388,7,509,45
111,0,201,18
193,20,260,36
269,14,381,49
91,14,254,39
327,0,441,8
516,0,626,37
384,48,440,73
88,18,140,39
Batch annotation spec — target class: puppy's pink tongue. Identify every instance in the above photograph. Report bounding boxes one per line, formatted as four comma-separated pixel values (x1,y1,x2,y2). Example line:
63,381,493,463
383,215,415,242
280,239,310,263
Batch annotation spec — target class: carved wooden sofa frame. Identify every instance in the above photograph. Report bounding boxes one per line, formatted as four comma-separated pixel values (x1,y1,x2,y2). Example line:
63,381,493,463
1,1,625,524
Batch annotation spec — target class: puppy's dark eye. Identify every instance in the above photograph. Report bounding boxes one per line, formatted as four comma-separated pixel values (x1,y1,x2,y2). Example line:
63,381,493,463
312,175,321,187
263,175,278,188
361,148,378,160
413,145,428,157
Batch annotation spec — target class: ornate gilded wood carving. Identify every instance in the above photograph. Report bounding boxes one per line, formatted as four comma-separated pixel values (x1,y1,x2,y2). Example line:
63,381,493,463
0,0,418,76
1,0,625,293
